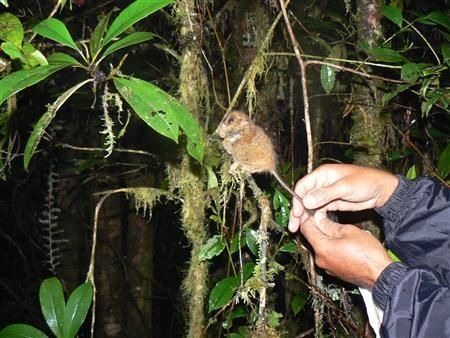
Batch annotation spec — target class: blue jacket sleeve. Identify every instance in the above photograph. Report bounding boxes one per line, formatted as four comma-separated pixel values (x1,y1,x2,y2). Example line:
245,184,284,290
372,176,450,337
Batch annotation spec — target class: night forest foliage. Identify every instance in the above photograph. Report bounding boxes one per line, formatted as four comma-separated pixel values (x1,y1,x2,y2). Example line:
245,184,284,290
0,0,448,337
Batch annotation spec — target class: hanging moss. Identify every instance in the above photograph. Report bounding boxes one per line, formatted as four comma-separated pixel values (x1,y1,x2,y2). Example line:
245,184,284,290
173,1,210,337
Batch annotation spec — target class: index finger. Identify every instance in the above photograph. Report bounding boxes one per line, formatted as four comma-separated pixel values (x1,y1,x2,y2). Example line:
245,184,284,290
300,216,328,249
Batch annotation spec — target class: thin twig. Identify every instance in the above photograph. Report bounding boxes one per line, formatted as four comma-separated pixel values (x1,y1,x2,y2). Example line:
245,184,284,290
278,0,313,173
57,143,157,158
305,60,406,84
266,52,403,69
205,4,231,105
86,193,111,338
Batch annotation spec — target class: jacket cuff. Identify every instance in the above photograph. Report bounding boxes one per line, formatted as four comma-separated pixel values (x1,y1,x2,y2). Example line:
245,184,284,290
373,262,409,310
375,175,414,223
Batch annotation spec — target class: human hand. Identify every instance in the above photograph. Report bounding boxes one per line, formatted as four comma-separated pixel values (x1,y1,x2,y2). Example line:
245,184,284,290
300,212,393,288
288,164,399,233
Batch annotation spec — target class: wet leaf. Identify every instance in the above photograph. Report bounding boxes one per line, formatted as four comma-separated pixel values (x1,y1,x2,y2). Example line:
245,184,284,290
39,278,65,338
62,282,93,338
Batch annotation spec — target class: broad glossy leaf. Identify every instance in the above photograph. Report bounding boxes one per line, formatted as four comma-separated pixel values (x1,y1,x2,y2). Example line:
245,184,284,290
320,64,335,94
291,292,308,316
22,42,48,67
114,77,179,142
0,324,48,338
33,18,79,51
0,64,72,106
437,144,450,177
39,277,65,338
0,12,23,46
199,235,225,261
101,32,155,60
103,0,174,46
280,241,297,254
369,47,406,63
62,282,93,338
24,79,93,170
273,189,290,227
208,276,239,312
113,76,204,162
90,12,112,58
401,63,426,83
382,84,412,106
47,52,81,66
0,0,9,7
245,228,258,256
382,5,403,28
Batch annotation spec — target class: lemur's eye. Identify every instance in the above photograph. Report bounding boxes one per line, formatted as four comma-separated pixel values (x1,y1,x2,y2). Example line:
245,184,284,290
225,116,234,124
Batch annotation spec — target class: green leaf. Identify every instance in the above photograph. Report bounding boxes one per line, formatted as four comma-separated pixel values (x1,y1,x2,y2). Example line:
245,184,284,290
0,12,23,46
22,42,48,67
114,77,178,142
47,52,81,66
222,306,246,329
406,164,416,180
33,18,79,51
0,324,48,338
382,84,412,105
291,292,308,316
421,91,441,117
230,232,245,254
280,241,297,253
113,76,204,163
103,0,174,46
437,144,450,177
24,79,93,170
320,64,336,94
387,249,401,262
90,12,112,58
206,165,218,189
273,189,290,227
245,228,258,256
39,277,65,338
0,64,72,106
382,5,403,28
442,43,450,66
369,47,406,63
401,63,426,83
1,41,25,61
101,32,155,60
199,235,225,261
208,276,240,312
416,11,450,30
62,282,93,338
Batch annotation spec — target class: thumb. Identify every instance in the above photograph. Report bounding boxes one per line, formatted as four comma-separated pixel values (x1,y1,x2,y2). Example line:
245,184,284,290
303,180,350,209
